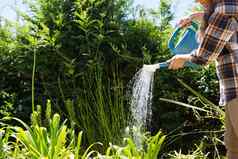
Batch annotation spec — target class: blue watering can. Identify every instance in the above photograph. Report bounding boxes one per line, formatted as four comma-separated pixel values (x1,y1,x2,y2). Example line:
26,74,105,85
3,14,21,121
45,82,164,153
168,21,199,55
143,21,199,72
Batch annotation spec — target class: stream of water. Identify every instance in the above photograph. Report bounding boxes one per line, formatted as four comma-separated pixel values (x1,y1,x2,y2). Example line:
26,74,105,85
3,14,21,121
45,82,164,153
127,65,157,147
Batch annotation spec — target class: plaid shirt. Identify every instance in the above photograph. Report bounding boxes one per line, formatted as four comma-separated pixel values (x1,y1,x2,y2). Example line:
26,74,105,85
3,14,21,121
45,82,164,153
190,0,238,106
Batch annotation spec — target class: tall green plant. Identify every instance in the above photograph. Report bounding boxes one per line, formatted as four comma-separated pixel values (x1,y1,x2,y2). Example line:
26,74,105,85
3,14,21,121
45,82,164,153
64,66,128,147
13,113,73,158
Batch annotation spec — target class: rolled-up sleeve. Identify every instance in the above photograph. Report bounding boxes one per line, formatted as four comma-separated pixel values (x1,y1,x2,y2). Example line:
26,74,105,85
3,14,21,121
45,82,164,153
191,13,234,65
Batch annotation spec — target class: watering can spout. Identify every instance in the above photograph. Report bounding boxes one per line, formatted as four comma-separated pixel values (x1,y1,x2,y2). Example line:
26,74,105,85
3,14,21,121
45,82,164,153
143,61,197,72
143,62,169,72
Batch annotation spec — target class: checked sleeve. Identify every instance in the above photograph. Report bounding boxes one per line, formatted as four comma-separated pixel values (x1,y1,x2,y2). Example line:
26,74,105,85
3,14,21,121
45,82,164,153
190,13,235,65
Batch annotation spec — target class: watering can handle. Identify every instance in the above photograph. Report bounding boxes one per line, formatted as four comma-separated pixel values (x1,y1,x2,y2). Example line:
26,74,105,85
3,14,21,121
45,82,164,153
159,61,169,69
168,21,198,54
159,61,198,70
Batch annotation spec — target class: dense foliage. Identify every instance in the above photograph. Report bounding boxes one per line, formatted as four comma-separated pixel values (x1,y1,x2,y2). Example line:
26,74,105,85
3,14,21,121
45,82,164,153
0,0,226,158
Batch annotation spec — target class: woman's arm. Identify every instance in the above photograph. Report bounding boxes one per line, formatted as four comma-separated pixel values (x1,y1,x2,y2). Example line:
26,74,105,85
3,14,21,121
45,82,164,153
169,14,234,70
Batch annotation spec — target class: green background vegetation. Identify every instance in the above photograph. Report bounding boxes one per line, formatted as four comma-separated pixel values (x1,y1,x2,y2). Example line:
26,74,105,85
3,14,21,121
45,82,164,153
0,0,226,158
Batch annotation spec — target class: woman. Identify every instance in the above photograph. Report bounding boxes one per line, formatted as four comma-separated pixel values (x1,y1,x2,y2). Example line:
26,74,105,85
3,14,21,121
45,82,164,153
168,0,238,158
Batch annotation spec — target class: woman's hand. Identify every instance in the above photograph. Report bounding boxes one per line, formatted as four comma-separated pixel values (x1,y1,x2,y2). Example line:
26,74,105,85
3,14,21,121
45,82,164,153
168,54,192,70
178,16,192,28
177,12,204,28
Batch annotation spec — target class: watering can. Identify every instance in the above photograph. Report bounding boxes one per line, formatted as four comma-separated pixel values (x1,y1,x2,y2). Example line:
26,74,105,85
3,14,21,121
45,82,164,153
143,21,199,72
